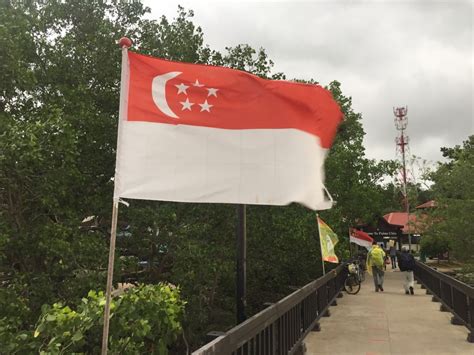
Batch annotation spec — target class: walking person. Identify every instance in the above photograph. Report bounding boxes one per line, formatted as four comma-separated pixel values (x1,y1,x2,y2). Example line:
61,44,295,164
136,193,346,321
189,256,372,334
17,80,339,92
383,247,389,270
389,244,397,269
397,247,416,295
367,242,386,292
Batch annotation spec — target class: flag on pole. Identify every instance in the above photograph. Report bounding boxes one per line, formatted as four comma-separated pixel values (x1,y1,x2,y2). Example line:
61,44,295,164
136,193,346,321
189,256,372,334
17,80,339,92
317,217,339,263
349,228,374,250
114,52,342,210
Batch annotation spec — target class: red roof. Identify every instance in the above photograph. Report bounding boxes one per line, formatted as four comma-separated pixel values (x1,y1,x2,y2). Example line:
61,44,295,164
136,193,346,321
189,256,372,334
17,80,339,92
416,200,436,209
383,212,419,233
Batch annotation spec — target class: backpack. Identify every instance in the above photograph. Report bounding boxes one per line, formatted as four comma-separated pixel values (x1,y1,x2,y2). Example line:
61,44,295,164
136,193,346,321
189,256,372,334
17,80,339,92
370,247,385,268
399,252,415,271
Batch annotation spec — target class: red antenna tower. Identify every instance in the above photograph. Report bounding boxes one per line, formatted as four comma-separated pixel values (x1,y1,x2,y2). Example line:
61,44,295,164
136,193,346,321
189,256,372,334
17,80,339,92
393,106,412,249
394,106,409,207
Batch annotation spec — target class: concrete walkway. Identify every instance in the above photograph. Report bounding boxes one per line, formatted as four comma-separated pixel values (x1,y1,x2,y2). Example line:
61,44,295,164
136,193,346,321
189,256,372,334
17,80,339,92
304,268,472,355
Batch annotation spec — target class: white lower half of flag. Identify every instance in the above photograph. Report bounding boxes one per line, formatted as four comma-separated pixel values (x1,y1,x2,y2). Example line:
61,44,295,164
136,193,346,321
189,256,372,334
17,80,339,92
114,122,332,210
350,235,372,250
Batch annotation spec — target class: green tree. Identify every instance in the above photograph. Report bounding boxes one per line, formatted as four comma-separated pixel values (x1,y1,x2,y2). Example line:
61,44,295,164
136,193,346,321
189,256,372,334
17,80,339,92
422,136,474,262
0,0,152,326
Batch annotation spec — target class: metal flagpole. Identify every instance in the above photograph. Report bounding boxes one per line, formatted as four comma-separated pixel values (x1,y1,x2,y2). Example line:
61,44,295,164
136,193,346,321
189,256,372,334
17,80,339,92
101,37,131,355
101,199,119,354
316,214,326,275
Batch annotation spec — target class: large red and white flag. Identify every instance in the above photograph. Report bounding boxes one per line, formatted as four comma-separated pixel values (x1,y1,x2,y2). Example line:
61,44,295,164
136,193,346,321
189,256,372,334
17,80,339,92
113,51,342,210
350,229,374,250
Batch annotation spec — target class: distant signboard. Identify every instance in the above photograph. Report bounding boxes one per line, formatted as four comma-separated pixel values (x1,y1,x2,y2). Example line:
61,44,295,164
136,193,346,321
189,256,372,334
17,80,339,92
367,231,399,237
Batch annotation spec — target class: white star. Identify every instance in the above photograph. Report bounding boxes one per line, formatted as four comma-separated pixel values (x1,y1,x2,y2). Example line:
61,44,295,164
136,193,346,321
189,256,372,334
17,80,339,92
180,98,194,111
175,83,189,95
199,100,213,112
207,88,219,97
193,79,204,87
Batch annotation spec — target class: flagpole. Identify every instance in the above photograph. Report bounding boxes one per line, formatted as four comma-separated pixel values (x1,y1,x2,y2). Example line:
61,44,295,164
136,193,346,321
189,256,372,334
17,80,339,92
349,227,353,258
316,214,326,275
101,37,132,355
101,199,119,355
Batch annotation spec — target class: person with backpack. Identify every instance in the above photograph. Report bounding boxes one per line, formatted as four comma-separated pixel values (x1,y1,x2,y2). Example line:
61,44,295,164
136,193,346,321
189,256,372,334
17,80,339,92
367,242,386,292
397,247,416,295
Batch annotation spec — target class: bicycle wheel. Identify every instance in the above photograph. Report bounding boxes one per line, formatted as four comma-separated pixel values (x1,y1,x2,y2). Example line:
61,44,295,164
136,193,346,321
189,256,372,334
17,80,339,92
344,274,361,295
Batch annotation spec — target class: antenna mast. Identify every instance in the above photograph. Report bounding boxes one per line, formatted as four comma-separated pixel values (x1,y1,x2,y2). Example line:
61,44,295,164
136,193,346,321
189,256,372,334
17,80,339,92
393,106,411,250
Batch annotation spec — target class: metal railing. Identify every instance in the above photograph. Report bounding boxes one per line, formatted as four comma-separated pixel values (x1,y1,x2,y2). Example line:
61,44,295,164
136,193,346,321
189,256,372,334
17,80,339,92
192,263,347,355
414,261,474,342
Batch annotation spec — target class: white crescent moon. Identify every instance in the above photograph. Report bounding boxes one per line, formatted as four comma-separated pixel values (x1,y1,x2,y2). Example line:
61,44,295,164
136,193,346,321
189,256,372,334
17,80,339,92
152,71,182,118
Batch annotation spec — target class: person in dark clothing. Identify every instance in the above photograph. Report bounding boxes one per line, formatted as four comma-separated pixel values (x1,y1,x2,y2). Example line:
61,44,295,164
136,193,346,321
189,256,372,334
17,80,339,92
397,247,416,295
383,247,389,271
389,245,397,269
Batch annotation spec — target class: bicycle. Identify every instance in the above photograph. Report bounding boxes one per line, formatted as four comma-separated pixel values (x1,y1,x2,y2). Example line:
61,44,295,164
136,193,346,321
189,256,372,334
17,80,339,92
344,260,363,295
356,259,366,283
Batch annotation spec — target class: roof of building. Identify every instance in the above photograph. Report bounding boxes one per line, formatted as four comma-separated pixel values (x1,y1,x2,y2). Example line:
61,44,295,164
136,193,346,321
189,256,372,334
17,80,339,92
383,212,420,233
415,200,437,209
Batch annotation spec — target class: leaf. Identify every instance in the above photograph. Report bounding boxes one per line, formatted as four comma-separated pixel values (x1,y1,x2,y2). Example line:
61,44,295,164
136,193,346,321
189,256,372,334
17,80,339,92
158,339,168,355
72,331,83,342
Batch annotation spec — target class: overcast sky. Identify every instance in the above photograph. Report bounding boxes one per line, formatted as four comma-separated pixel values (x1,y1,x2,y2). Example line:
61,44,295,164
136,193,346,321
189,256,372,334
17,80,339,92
142,0,473,176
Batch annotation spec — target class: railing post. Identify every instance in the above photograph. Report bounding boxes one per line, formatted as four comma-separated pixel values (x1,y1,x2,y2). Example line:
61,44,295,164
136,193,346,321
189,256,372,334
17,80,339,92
440,304,450,312
468,296,474,343
272,321,278,355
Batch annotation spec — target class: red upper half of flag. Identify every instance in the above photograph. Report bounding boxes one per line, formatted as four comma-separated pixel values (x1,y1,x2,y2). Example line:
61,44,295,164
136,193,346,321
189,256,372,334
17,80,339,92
127,52,343,148
351,229,373,243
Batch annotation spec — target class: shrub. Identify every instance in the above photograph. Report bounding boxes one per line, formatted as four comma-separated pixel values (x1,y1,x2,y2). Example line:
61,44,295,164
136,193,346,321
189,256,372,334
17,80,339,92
16,283,186,354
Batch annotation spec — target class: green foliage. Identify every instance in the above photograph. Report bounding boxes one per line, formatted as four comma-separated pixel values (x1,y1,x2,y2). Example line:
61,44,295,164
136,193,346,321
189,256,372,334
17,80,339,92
0,286,37,354
422,136,474,262
0,283,185,354
219,44,285,79
420,233,450,257
246,205,322,306
456,264,474,286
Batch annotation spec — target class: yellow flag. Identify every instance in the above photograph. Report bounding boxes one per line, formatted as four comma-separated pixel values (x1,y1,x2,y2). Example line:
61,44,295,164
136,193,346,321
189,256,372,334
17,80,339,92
317,216,339,263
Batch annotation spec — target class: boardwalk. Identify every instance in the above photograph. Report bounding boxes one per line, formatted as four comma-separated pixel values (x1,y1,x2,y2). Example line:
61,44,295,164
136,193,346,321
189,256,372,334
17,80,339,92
304,268,472,355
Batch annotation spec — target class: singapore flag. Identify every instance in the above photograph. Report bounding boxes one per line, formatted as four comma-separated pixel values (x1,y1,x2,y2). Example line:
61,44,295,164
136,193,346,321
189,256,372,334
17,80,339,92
113,52,342,210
